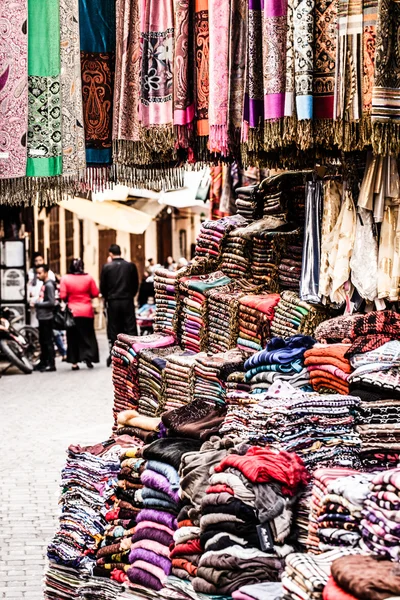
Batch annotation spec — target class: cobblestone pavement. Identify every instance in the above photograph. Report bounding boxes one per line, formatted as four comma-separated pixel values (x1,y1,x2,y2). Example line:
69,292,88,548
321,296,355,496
0,331,113,599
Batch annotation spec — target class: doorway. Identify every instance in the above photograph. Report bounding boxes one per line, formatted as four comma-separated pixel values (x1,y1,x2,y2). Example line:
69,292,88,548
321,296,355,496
130,233,146,281
98,229,116,280
157,210,172,266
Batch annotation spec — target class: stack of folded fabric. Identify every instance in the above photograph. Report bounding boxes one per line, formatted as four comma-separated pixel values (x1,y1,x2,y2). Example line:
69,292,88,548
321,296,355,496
326,554,400,600
78,576,121,600
314,314,364,344
270,291,327,339
44,564,82,600
162,399,227,440
47,443,121,571
360,468,400,558
206,283,246,353
160,353,196,412
226,371,251,394
137,346,183,416
232,582,284,600
193,349,245,405
170,503,202,582
237,293,280,352
95,445,145,580
195,215,248,262
192,447,310,595
154,267,185,337
281,548,363,600
235,185,259,221
278,241,303,292
179,271,231,353
243,335,315,393
220,228,252,278
306,468,373,554
116,410,161,443
304,343,352,395
348,340,400,399
111,333,176,422
345,310,400,359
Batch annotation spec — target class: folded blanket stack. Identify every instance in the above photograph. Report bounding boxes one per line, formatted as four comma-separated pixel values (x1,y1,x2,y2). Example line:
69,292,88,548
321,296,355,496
235,185,259,221
232,582,284,600
278,241,303,293
160,353,196,412
179,272,231,353
304,343,352,395
44,564,82,600
206,283,246,353
360,468,400,559
306,468,373,554
244,335,315,394
47,443,120,572
220,228,252,278
96,445,145,580
193,349,245,406
195,214,248,263
237,293,280,352
111,333,176,423
192,447,309,595
349,340,400,400
138,346,183,417
270,291,327,339
281,548,363,600
162,399,227,441
170,503,201,582
153,268,184,337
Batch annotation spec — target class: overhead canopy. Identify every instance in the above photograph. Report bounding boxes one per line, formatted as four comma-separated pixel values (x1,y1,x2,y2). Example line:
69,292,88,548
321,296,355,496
159,170,209,210
60,197,153,234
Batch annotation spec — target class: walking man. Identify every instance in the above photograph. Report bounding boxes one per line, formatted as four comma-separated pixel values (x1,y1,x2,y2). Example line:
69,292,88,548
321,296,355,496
100,244,139,366
32,264,56,372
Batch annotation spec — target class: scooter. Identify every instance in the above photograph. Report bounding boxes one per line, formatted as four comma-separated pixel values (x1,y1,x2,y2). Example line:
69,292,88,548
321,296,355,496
0,307,35,374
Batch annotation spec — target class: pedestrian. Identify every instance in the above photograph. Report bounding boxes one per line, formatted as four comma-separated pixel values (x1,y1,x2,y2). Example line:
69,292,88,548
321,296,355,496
32,264,56,372
164,255,176,271
100,244,139,366
28,252,55,327
59,258,100,371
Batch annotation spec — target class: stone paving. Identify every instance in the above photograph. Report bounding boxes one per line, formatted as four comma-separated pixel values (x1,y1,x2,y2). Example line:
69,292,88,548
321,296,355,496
0,331,113,599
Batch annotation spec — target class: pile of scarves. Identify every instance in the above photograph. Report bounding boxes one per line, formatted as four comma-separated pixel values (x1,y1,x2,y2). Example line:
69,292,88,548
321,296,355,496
195,216,247,264
237,294,280,352
360,468,400,559
306,468,372,554
278,242,304,293
235,185,259,221
348,340,400,399
162,399,227,440
111,333,175,422
137,346,182,416
243,336,315,393
44,564,121,600
179,271,231,353
161,353,196,412
47,442,121,571
193,349,244,405
270,292,327,339
206,284,247,353
153,268,184,337
305,343,352,395
220,228,252,278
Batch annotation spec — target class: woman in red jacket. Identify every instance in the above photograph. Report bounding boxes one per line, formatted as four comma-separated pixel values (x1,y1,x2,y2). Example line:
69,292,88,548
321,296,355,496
60,259,100,370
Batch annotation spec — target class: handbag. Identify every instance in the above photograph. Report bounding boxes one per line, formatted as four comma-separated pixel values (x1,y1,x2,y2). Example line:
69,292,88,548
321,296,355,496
52,304,75,330
195,168,211,201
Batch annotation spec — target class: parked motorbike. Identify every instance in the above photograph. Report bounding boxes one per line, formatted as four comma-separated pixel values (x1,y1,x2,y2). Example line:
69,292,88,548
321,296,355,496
0,307,38,374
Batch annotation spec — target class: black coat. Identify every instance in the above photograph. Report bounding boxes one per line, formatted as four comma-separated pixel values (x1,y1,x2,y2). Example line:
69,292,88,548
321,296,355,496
100,258,139,302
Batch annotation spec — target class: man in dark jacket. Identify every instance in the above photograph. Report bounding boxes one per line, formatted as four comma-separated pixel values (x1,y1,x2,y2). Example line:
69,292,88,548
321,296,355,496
33,264,56,372
100,244,139,365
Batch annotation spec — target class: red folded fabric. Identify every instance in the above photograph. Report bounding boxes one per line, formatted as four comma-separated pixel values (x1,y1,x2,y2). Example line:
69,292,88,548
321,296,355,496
323,577,358,600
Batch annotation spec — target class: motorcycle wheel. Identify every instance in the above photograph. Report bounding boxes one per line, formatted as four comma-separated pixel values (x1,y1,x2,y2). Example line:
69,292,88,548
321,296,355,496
0,339,33,374
17,326,41,366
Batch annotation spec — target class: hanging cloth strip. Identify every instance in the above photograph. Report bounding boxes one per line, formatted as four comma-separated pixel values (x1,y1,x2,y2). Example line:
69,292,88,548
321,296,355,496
79,0,115,171
227,0,248,154
293,0,314,149
27,0,62,179
194,0,210,146
60,0,86,181
371,0,400,154
174,0,195,150
0,0,28,192
243,0,264,150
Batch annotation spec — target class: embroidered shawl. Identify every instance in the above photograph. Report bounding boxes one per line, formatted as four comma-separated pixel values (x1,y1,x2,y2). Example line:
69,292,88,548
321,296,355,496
195,0,210,138
227,0,248,153
174,0,195,149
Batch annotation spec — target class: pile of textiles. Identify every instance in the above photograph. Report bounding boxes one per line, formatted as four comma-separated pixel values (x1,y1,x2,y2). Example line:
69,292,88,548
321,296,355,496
220,228,251,278
192,447,310,595
248,218,295,288
278,241,303,293
169,502,202,582
348,340,400,399
235,185,259,221
44,564,82,599
179,271,231,353
78,576,122,600
95,445,145,580
111,333,175,422
232,582,284,600
326,554,400,600
243,335,315,393
160,353,196,412
162,399,227,440
306,468,373,554
258,172,307,219
304,343,352,395
237,294,280,352
270,292,327,339
360,468,400,558
221,381,361,470
137,346,183,416
195,215,247,263
193,349,244,405
153,268,185,336
281,548,363,600
116,410,160,443
47,442,121,570
226,371,251,395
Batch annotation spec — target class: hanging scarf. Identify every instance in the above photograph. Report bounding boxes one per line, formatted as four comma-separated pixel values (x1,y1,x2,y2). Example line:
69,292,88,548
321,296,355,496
79,0,115,171
293,0,314,148
113,0,142,165
0,0,28,188
371,0,400,154
194,0,210,145
227,0,248,153
283,0,295,141
27,0,62,179
139,0,175,153
361,0,378,147
262,0,287,151
174,0,195,149
60,0,86,180
243,0,264,150
313,0,338,146
319,179,342,299
208,0,230,155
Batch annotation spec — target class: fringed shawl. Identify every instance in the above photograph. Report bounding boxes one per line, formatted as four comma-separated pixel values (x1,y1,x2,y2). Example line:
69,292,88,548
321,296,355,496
174,0,195,149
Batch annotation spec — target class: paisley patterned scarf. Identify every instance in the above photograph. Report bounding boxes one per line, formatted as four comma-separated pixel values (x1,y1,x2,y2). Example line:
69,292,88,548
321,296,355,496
293,0,314,148
174,0,195,149
243,0,264,149
0,0,28,185
228,0,248,154
79,0,115,169
27,0,62,179
194,0,210,140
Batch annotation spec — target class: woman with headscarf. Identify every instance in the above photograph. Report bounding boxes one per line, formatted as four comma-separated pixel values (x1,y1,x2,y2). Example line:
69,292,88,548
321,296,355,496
60,259,100,370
